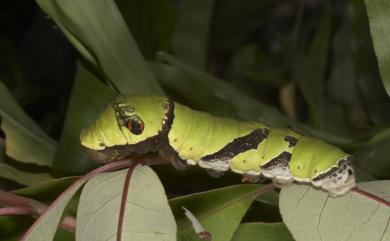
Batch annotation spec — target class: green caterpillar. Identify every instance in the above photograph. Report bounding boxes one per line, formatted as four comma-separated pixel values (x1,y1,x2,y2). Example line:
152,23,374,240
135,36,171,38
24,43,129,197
80,95,356,197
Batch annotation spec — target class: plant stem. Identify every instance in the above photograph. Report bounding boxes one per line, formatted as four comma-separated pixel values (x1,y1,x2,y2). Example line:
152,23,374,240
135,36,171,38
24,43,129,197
352,187,390,206
0,190,77,232
117,161,139,241
0,206,32,216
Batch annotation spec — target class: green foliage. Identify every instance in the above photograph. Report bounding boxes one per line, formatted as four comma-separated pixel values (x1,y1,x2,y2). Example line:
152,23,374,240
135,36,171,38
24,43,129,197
0,81,56,167
170,184,263,241
116,0,174,59
77,167,176,241
0,0,390,240
280,182,390,241
231,223,294,241
34,0,163,94
53,64,118,173
365,0,390,97
171,0,215,69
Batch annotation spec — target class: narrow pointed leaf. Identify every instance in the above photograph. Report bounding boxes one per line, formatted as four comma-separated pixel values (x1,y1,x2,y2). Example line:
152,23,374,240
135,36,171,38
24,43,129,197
171,0,215,69
0,81,56,167
20,175,87,241
0,163,53,186
297,3,348,133
0,138,47,185
170,184,266,241
231,222,294,241
13,176,78,202
355,128,390,179
152,54,354,147
53,64,118,173
116,0,174,59
35,0,163,95
365,0,390,96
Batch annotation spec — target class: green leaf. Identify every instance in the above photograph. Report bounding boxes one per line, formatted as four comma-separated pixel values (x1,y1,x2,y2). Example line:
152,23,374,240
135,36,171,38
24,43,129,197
153,53,354,147
20,176,86,241
171,0,215,69
327,15,368,129
255,190,279,206
76,167,176,241
297,4,330,113
150,61,240,119
13,176,78,202
365,0,390,97
53,229,75,241
53,64,118,174
0,81,57,167
0,115,55,188
210,0,271,53
229,45,287,88
154,53,290,125
0,216,34,241
280,182,390,241
297,3,348,134
116,0,174,59
19,160,134,241
348,0,390,125
231,222,294,241
355,128,390,179
0,162,53,186
169,184,264,241
35,0,163,95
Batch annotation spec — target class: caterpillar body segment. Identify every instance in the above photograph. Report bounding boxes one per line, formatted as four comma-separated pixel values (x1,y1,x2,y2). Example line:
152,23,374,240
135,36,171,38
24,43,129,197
80,95,356,196
168,101,267,164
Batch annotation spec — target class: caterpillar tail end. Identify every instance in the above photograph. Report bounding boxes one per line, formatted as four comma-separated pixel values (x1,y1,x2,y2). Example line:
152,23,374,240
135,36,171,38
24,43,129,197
312,156,356,197
326,174,356,197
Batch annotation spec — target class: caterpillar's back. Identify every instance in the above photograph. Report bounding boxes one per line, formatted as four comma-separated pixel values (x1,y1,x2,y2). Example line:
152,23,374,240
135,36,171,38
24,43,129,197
80,95,356,196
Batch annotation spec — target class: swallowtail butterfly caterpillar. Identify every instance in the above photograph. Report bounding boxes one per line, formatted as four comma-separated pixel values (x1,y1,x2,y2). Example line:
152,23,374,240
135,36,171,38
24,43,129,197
80,95,356,197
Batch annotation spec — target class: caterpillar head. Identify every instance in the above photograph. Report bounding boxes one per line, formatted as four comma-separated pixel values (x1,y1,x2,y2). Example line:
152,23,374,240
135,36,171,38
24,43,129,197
80,95,171,163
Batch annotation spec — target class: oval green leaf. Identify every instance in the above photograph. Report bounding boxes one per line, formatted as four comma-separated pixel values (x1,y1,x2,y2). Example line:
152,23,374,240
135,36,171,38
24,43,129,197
280,181,390,241
76,166,176,241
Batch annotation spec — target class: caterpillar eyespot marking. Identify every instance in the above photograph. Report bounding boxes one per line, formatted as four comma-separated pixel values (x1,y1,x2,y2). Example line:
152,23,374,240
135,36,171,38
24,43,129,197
80,95,356,196
126,116,144,135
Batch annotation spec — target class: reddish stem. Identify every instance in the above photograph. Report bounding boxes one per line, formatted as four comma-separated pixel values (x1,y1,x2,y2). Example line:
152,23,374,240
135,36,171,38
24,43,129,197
19,159,138,240
0,190,77,232
61,216,77,233
198,231,212,241
0,156,167,237
0,206,32,216
0,190,34,207
352,187,390,206
117,162,139,241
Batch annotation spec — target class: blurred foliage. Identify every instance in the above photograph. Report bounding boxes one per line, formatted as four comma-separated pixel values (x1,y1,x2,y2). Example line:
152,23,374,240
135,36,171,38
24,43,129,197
1,0,390,240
